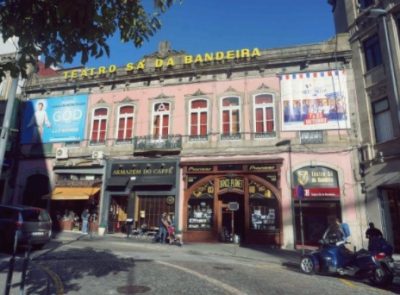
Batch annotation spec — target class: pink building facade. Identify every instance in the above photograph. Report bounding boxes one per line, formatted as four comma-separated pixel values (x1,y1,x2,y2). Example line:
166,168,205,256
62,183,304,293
14,37,367,249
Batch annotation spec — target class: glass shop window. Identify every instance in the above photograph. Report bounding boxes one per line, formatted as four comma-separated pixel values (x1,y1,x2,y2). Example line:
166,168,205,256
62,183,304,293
187,197,213,230
249,196,278,231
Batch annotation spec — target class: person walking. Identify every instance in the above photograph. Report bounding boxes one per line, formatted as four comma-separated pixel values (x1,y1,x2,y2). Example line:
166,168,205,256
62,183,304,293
81,209,90,234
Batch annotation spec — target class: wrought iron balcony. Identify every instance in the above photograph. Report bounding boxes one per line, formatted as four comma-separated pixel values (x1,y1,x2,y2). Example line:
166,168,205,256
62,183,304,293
133,135,182,153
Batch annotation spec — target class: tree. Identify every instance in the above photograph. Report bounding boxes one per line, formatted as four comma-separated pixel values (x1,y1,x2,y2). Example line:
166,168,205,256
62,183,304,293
0,0,176,79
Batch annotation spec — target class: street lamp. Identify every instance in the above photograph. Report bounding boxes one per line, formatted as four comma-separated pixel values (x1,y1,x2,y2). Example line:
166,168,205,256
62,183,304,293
366,8,400,122
276,139,305,254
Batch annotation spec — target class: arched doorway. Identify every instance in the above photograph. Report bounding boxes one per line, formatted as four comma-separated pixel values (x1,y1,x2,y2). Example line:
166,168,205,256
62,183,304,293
23,174,50,208
218,192,244,242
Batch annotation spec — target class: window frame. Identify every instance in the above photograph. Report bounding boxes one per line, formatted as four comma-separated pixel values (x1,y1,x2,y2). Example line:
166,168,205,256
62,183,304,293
115,104,135,143
220,96,241,140
152,101,171,140
363,34,383,71
90,107,109,145
252,93,276,138
372,97,394,143
189,98,209,141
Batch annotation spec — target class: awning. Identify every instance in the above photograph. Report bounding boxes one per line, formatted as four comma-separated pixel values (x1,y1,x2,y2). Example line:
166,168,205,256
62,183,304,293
44,187,100,200
106,177,130,188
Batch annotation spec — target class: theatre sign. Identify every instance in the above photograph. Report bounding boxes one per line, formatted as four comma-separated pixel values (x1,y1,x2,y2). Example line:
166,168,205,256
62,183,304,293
63,48,261,80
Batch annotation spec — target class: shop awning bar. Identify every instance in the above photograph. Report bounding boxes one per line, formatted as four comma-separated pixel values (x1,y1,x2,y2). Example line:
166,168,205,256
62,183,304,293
44,187,100,200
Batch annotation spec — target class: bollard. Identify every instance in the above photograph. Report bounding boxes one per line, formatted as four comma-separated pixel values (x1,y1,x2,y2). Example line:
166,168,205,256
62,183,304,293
4,230,20,295
19,239,32,295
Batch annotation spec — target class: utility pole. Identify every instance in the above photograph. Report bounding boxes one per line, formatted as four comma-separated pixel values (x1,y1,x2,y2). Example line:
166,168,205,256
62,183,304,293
0,52,20,203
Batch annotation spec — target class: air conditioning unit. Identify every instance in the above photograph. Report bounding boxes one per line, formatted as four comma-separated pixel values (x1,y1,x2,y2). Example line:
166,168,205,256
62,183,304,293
92,150,104,160
55,147,68,159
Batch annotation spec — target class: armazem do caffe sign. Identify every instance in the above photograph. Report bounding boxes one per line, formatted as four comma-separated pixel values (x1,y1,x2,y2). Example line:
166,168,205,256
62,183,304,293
63,48,261,80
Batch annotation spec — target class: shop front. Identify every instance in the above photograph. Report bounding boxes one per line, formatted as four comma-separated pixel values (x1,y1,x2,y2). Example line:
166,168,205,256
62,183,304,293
292,165,342,247
104,158,180,235
182,160,283,245
45,167,104,232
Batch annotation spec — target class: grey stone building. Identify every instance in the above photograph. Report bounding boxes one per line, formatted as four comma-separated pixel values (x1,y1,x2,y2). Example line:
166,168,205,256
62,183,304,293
329,0,400,252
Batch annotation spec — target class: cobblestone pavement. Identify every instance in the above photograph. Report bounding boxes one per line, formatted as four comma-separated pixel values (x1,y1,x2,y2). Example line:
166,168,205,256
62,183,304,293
1,232,400,294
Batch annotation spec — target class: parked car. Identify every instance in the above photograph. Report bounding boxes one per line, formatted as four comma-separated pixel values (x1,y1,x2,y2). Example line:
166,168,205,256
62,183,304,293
0,204,52,251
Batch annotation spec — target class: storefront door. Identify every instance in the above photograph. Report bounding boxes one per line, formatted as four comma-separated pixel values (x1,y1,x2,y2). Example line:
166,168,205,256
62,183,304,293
218,193,244,242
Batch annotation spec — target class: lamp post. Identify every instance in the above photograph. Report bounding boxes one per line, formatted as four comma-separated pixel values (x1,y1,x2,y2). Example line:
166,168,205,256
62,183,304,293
366,8,400,122
276,139,305,254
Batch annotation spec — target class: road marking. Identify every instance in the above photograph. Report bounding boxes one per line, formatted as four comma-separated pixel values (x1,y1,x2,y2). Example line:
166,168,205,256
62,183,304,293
35,264,64,295
157,260,247,295
338,278,356,288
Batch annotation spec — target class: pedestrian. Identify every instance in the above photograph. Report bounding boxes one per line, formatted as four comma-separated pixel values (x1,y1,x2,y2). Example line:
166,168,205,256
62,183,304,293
166,214,182,246
366,222,383,251
323,217,345,243
158,212,168,244
81,209,90,234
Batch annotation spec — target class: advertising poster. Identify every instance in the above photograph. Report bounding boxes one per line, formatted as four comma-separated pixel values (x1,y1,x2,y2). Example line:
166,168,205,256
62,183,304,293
20,94,88,144
280,70,350,131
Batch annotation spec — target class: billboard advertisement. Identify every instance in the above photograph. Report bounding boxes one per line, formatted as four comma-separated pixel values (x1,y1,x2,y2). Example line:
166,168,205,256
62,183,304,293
280,70,350,131
20,94,88,144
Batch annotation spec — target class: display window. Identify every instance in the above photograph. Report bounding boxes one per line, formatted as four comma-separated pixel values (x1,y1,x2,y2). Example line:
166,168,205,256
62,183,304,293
249,196,278,231
187,196,213,230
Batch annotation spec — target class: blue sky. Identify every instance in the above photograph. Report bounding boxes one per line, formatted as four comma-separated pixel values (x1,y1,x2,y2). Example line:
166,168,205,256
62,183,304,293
68,0,335,68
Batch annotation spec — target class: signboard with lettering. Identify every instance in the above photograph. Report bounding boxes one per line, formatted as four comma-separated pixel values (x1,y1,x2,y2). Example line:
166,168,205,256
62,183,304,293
293,166,340,199
219,177,244,191
111,162,176,184
20,94,88,144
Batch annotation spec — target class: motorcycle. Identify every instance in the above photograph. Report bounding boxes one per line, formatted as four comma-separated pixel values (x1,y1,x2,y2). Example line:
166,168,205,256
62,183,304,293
300,236,393,286
368,236,396,285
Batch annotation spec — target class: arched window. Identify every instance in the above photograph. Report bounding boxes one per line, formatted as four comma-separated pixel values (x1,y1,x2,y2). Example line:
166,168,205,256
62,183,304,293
90,107,108,144
187,181,214,230
152,102,170,139
189,99,208,140
254,93,275,138
221,96,241,139
116,105,134,141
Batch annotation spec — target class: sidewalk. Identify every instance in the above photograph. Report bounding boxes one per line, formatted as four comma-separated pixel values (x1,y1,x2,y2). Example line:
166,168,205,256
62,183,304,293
53,231,304,266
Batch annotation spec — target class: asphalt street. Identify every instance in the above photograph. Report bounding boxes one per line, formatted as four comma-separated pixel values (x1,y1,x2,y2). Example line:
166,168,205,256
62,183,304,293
1,232,400,294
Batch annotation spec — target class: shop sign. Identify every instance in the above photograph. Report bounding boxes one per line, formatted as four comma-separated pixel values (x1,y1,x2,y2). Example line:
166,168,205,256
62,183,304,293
111,162,175,178
187,166,213,173
248,164,276,171
293,166,340,199
228,202,239,211
63,47,261,80
219,177,244,190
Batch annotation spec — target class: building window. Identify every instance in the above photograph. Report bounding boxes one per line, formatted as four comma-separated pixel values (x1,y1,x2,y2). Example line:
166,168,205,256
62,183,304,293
152,102,170,139
363,34,382,71
299,130,324,144
221,96,241,139
116,105,134,142
189,99,208,140
90,108,108,144
372,98,394,143
253,93,275,138
358,0,374,10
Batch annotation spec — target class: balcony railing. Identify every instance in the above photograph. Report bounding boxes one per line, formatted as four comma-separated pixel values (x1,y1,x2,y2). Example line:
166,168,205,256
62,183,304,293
133,135,182,152
56,179,102,187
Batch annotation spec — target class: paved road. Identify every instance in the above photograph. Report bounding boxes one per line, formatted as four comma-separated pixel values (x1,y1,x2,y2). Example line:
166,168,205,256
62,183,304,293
1,233,400,294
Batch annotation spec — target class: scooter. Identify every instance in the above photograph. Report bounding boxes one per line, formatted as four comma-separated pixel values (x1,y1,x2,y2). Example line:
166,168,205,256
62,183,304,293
300,236,393,286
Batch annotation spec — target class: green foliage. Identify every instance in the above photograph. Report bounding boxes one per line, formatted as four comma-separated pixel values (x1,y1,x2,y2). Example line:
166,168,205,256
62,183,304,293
0,0,176,79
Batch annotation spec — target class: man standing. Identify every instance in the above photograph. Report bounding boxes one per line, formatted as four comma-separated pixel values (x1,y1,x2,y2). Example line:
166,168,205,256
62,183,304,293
366,222,383,251
27,101,51,142
81,209,90,235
